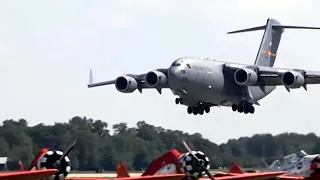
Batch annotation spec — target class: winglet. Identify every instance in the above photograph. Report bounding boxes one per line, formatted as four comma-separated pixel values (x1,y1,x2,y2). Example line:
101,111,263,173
89,69,93,85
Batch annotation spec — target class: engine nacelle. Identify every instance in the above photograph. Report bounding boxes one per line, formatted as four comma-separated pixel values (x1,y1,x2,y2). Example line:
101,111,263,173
234,68,258,86
282,71,305,89
37,150,71,178
115,76,138,93
178,151,210,179
145,71,168,88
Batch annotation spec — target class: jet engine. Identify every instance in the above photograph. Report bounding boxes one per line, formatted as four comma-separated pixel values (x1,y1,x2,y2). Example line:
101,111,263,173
145,70,168,88
234,68,258,86
36,150,71,180
281,71,305,89
115,76,138,93
178,151,210,179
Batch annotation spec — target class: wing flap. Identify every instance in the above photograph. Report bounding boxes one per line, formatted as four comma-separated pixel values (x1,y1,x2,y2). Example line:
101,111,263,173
0,169,58,180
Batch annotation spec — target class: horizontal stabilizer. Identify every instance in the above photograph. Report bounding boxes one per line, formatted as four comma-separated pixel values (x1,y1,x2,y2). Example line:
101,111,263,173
227,25,266,34
227,21,320,34
273,25,320,30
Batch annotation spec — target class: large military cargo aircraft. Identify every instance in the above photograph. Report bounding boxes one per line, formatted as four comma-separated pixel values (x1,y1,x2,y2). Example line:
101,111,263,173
88,18,320,115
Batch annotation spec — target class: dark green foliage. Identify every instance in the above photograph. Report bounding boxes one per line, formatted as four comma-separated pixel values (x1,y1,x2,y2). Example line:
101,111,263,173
0,117,318,171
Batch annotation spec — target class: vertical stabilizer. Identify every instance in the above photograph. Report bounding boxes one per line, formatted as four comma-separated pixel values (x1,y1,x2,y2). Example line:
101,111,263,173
229,162,245,174
227,18,320,67
253,19,282,67
116,162,130,178
19,160,25,171
228,18,320,101
228,18,283,67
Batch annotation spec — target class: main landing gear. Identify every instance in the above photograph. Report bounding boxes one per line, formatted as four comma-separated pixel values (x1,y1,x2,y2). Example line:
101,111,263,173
231,103,255,114
187,105,210,115
175,98,211,115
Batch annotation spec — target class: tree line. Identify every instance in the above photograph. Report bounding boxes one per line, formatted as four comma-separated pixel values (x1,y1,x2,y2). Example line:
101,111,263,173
0,116,319,171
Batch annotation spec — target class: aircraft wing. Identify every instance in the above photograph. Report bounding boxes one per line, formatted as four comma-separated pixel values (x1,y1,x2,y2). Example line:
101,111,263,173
87,68,169,93
65,174,186,180
225,63,320,89
275,176,305,180
67,171,285,180
0,169,58,180
214,171,285,180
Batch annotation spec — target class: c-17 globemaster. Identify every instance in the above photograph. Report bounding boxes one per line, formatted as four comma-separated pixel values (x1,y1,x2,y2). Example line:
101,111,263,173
88,18,320,116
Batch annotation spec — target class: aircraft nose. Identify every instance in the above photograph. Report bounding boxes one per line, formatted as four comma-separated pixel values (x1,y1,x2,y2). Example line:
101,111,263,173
168,66,184,81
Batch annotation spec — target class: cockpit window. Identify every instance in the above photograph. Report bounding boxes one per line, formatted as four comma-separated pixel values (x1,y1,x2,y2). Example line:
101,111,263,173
186,64,191,68
171,60,182,67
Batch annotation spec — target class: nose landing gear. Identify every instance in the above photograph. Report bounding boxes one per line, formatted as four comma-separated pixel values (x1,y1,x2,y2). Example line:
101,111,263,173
175,98,181,104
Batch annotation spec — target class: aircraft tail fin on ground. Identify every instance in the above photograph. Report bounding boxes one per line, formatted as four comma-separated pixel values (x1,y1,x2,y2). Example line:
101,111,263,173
117,162,130,177
19,160,25,171
229,162,245,174
228,18,320,67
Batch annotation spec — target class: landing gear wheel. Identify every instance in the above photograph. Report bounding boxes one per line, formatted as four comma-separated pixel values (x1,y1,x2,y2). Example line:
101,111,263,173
238,106,244,113
249,106,255,114
232,104,237,111
199,109,204,115
204,106,210,113
192,107,198,115
175,98,180,104
243,106,249,114
187,107,192,114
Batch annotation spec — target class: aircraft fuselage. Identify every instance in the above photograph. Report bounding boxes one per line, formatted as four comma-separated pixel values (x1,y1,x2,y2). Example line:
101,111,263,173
168,57,261,107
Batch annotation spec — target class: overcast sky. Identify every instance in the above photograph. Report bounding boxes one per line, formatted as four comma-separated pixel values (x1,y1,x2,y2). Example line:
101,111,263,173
1,0,320,144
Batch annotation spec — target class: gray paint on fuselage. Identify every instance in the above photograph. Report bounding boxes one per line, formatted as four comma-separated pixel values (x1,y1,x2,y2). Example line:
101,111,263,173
168,57,255,106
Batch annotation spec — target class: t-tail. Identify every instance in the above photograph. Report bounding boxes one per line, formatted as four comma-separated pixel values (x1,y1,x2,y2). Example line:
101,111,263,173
228,18,320,67
228,18,320,101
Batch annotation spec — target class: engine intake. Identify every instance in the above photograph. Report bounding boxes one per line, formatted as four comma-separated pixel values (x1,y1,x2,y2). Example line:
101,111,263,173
115,76,138,93
145,71,168,88
178,151,210,179
37,150,71,179
234,68,258,86
282,71,305,89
